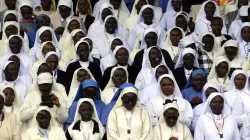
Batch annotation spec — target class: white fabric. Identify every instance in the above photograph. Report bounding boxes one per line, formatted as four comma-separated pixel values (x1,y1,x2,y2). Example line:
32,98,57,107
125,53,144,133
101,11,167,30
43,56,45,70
175,47,199,69
236,22,250,57
200,32,220,60
56,0,74,21
18,0,34,20
72,40,93,63
37,72,53,84
208,56,230,80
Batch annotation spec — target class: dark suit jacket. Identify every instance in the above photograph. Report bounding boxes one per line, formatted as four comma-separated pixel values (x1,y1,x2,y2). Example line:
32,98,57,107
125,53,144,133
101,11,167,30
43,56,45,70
173,66,198,90
65,61,102,93
56,69,66,87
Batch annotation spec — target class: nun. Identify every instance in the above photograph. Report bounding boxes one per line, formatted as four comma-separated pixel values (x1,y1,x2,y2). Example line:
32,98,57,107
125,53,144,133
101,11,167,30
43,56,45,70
0,10,18,33
106,85,153,140
146,74,193,127
195,93,240,140
236,22,250,57
66,98,106,140
2,85,20,115
21,106,66,140
0,0,18,28
34,0,57,17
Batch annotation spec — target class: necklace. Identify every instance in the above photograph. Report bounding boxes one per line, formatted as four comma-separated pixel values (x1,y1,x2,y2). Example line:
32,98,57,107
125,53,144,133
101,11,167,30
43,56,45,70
215,77,226,87
123,107,134,140
80,121,93,140
210,112,225,140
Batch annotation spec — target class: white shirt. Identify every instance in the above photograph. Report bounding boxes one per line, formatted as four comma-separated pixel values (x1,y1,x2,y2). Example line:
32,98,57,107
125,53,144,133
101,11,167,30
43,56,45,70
79,61,89,68
184,68,193,80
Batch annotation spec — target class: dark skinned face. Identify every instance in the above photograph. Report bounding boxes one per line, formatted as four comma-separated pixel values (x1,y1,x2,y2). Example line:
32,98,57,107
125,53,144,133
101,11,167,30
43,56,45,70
21,6,33,19
211,19,223,36
73,32,85,44
115,48,129,66
40,30,52,43
38,83,52,95
192,74,206,92
78,0,91,14
202,35,214,52
79,102,94,121
145,32,158,48
68,20,81,33
160,77,174,96
105,17,118,34
77,42,90,61
210,95,224,115
171,0,182,12
205,87,218,100
9,36,22,54
82,86,97,99
175,15,187,31
183,53,194,70
204,2,216,18
41,0,52,11
37,63,52,75
225,47,237,61
77,69,91,83
149,48,162,68
215,62,229,78
46,54,58,71
111,39,123,51
164,109,179,127
4,14,17,22
241,26,250,42
234,73,246,90
170,29,182,46
135,0,147,15
110,0,122,9
142,8,154,25
155,66,169,80
37,16,50,29
59,5,71,19
121,92,137,110
36,110,51,129
4,63,18,81
42,43,56,56
112,68,127,88
8,55,20,69
5,25,18,38
3,87,15,106
101,8,113,21
238,0,248,8
5,0,17,10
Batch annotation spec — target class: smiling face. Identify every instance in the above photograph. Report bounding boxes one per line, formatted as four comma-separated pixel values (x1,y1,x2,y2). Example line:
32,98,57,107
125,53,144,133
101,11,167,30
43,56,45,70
36,110,51,129
79,101,94,121
210,95,224,115
121,92,137,110
234,73,247,90
164,108,179,127
112,68,127,88
160,77,174,96
9,36,22,54
149,48,162,68
241,26,250,42
105,17,118,34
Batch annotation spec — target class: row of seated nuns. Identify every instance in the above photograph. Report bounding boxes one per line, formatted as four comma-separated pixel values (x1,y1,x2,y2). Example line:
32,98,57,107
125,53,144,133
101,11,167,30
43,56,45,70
1,0,250,139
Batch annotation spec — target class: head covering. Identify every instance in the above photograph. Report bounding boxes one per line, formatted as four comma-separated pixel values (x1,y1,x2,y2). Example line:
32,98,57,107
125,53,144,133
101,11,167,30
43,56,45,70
2,21,20,43
7,35,27,54
76,0,92,15
56,0,74,19
185,69,207,88
138,27,160,51
216,39,239,58
229,70,248,90
1,84,20,107
103,15,119,33
35,14,51,29
30,106,55,127
200,32,219,54
153,64,173,77
70,67,95,90
108,0,129,14
61,17,82,39
111,45,130,65
158,74,183,98
103,67,128,90
18,0,34,20
135,5,156,25
73,40,93,62
202,82,222,102
237,22,250,42
37,72,53,84
195,0,220,22
175,47,199,69
142,46,167,69
95,3,114,23
178,36,199,52
158,103,179,124
239,6,249,17
207,56,230,80
166,0,182,12
2,10,18,23
0,0,18,11
44,51,60,70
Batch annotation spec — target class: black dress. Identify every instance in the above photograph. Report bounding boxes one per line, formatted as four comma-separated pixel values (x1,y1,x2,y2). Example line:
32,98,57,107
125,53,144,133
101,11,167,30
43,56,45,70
65,61,102,93
56,69,66,87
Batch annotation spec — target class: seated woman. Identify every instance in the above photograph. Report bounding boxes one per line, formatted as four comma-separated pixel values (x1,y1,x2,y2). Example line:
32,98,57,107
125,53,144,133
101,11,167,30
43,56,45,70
208,56,230,92
224,70,248,107
107,85,153,139
195,93,240,139
175,12,191,35
66,99,106,140
154,103,193,140
182,69,206,108
146,74,193,127
0,10,18,38
102,67,128,104
66,80,106,129
236,22,250,57
20,72,68,131
34,0,57,17
0,92,21,140
81,37,101,64
21,106,66,140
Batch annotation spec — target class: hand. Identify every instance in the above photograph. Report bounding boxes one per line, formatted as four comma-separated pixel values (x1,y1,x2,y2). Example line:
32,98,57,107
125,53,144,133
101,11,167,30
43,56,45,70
31,14,37,20
20,27,28,33
169,137,178,140
191,96,203,107
51,94,60,107
54,27,65,35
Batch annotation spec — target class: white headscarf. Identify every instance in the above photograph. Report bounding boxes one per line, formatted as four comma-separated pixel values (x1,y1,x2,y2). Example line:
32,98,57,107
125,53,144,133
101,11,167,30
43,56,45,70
1,21,20,43
236,22,250,42
216,39,239,57
38,41,59,60
158,103,179,124
135,5,156,25
0,61,18,82
0,0,18,12
202,82,222,102
207,56,230,80
166,0,182,13
61,17,82,39
7,35,27,54
18,0,34,20
37,72,53,85
1,85,20,107
2,10,18,23
108,0,130,14
200,32,220,59
235,5,249,20
153,64,173,76
138,27,160,51
30,106,56,128
111,45,130,65
76,0,92,15
56,0,74,20
142,46,167,68
195,0,221,22
73,40,93,62
94,3,114,23
175,47,199,69
44,51,61,71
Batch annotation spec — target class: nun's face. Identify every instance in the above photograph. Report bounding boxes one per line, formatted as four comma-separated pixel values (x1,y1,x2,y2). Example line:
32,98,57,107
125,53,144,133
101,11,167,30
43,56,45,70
77,69,91,83
105,17,118,34
202,35,214,52
241,26,250,42
142,8,154,24
112,68,127,88
171,0,182,12
5,25,18,38
155,66,169,80
205,87,218,99
121,92,137,110
192,74,206,92
210,95,224,115
37,63,52,75
149,48,162,68
204,2,215,17
170,28,182,46
38,83,52,95
37,16,50,29
73,32,85,44
8,55,20,69
238,0,248,8
68,20,81,33
82,86,97,99
115,48,129,66
41,0,52,10
79,102,94,121
110,0,122,10
111,39,123,51
46,54,58,71
145,32,158,47
164,109,179,127
234,73,246,90
59,5,71,19
36,110,51,129
225,47,237,61
78,0,90,14
3,87,15,106
175,15,187,31
215,62,229,78
4,14,17,22
77,42,90,61
21,6,33,19
42,43,56,56
101,8,113,21
40,30,52,43
4,63,18,81
9,36,22,54
160,77,174,96
135,0,147,15
5,0,16,10
183,53,194,70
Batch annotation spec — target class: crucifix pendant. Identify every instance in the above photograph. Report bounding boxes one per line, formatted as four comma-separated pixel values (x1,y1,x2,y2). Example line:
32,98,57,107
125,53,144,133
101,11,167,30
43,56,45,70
127,129,131,134
219,133,223,139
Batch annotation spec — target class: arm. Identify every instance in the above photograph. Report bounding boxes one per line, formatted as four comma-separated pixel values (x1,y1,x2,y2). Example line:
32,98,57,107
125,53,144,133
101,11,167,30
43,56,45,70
106,111,122,140
179,101,193,127
12,115,21,140
139,110,153,140
194,116,205,140
19,94,39,122
232,97,247,126
160,14,167,31
146,101,159,127
134,71,144,91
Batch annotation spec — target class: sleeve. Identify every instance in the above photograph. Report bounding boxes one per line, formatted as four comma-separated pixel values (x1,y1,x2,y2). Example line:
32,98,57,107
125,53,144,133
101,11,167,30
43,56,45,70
160,13,167,31
232,97,247,126
134,71,144,91
184,125,193,140
194,116,205,140
106,111,122,140
232,120,241,140
178,101,193,127
21,131,30,140
153,126,161,140
55,96,69,123
127,27,138,51
12,115,21,140
146,101,159,127
139,110,153,140
58,128,67,140
19,94,39,122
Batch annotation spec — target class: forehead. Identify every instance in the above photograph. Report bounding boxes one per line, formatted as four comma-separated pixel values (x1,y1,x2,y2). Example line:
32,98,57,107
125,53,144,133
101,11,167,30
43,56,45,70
37,110,50,116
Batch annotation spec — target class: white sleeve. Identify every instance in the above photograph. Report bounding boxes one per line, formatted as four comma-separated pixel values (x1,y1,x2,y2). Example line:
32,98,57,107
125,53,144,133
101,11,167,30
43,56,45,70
194,116,205,140
179,101,193,127
146,101,159,127
127,27,138,51
55,96,69,123
160,13,167,31
106,111,123,140
135,71,144,91
232,97,247,126
20,94,39,122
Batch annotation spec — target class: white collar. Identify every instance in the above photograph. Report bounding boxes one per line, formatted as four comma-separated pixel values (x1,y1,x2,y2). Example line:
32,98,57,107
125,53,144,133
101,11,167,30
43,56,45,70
184,68,193,74
162,94,175,101
117,64,128,69
200,18,211,24
4,79,18,86
139,22,157,29
60,16,71,22
79,61,90,68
